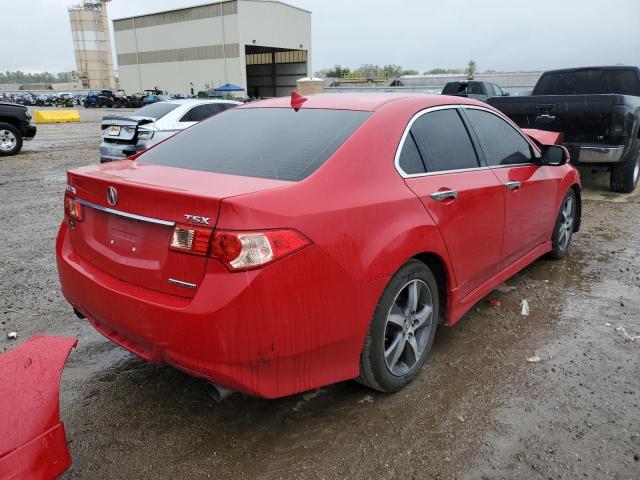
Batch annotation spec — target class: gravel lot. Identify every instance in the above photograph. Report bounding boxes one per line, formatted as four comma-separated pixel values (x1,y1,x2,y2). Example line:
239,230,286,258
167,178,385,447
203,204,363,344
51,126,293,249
1,107,639,479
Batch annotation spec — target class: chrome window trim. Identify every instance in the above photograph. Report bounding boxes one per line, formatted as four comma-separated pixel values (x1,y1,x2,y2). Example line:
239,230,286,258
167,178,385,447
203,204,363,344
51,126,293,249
394,104,541,179
77,199,175,227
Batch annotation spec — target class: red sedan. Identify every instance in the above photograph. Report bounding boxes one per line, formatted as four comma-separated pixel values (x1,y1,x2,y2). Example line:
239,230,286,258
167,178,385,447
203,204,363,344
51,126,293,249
56,93,581,399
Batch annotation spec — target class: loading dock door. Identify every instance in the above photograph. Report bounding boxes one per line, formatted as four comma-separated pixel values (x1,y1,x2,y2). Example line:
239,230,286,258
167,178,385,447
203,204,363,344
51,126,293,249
245,46,308,98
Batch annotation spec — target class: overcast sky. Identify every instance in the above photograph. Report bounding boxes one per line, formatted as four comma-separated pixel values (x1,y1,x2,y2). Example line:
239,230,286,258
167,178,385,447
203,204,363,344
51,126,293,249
2,0,639,74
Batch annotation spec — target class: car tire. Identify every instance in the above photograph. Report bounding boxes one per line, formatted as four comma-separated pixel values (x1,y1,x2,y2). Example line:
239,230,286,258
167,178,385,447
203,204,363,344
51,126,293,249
357,259,439,393
610,141,640,193
0,123,23,157
549,189,577,259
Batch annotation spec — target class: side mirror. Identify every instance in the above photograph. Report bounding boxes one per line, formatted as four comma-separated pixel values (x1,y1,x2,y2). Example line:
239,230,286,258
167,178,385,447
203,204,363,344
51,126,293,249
540,145,569,166
503,92,510,96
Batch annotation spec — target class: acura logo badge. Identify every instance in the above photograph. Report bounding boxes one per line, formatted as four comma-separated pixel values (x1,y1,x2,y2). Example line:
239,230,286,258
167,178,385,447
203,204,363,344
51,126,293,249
107,186,118,206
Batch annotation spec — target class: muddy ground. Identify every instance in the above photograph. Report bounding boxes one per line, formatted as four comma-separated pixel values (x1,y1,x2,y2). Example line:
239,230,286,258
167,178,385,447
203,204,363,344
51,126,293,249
0,108,638,479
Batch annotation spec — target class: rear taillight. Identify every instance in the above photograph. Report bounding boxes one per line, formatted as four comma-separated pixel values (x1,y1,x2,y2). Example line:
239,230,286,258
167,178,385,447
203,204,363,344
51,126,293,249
64,192,84,222
210,229,310,271
169,224,212,256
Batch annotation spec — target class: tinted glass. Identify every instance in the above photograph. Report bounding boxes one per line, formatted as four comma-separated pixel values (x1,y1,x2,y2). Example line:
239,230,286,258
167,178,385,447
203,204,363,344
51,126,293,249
534,69,640,96
466,109,533,166
410,109,479,172
141,108,371,181
398,133,426,174
442,82,464,94
180,104,221,122
131,102,179,120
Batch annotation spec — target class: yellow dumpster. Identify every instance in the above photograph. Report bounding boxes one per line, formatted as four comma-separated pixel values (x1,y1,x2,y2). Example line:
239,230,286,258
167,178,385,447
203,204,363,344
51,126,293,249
34,110,80,124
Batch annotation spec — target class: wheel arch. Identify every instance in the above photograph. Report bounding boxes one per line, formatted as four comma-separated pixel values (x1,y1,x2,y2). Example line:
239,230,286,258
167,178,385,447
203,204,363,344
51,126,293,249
0,116,21,131
411,252,452,325
570,183,582,233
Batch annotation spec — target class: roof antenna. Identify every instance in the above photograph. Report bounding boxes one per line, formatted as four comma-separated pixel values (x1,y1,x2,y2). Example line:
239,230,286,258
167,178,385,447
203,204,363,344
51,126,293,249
290,91,308,112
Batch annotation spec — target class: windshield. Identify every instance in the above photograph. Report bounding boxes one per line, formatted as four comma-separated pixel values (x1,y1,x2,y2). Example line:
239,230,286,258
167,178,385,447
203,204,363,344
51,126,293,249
131,102,180,120
140,108,371,181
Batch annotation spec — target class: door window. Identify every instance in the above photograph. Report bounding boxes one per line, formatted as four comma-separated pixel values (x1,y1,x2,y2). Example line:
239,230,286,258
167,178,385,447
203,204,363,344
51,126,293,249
465,109,534,166
180,104,222,122
409,109,480,173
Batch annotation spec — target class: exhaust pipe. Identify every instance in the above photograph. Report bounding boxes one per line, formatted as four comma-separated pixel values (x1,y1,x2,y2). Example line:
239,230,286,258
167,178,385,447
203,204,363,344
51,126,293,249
206,382,235,402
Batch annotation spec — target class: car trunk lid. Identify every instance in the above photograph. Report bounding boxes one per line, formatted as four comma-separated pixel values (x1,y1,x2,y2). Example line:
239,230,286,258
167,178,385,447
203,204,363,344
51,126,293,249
66,162,290,298
101,115,155,143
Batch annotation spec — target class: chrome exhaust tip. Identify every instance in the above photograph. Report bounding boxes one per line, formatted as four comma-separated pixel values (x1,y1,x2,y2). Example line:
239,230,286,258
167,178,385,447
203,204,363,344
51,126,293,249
206,382,235,402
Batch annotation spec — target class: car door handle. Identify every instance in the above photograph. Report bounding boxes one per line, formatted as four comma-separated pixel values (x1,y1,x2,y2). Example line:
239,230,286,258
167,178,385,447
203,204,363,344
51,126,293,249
430,190,458,202
505,181,521,191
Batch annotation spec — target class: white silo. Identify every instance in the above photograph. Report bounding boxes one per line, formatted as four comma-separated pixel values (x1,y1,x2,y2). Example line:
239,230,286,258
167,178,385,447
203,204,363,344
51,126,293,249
68,1,116,90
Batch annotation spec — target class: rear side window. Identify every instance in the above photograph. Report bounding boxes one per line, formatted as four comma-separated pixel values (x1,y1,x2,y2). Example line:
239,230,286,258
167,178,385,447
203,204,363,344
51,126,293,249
398,134,426,174
132,102,179,120
141,108,371,181
465,109,533,166
180,104,222,122
442,83,464,95
409,109,479,172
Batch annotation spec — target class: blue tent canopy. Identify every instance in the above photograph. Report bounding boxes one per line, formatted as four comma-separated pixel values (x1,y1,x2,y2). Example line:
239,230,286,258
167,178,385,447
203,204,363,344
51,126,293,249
213,83,245,92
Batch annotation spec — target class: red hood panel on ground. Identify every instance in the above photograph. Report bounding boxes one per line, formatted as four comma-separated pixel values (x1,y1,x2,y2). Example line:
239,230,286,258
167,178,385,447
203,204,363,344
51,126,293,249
0,335,77,480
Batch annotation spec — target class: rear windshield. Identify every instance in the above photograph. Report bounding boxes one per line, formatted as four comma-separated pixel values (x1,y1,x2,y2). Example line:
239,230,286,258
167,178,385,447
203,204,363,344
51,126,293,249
442,82,483,95
140,108,371,181
533,69,640,96
132,102,179,120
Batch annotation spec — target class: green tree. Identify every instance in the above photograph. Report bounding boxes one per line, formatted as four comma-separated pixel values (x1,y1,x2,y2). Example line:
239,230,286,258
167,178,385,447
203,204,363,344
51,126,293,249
465,60,477,79
315,65,350,78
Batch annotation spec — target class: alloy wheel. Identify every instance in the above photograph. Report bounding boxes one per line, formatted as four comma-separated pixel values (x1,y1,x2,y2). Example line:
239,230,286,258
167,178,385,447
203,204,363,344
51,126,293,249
0,130,17,152
384,279,434,376
558,195,574,251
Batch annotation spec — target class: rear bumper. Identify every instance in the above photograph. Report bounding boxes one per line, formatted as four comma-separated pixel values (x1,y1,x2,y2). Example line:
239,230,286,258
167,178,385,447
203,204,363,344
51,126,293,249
571,144,626,164
99,142,145,162
56,222,381,398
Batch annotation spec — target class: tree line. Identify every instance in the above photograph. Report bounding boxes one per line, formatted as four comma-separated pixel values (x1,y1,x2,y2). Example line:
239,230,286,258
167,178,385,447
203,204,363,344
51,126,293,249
316,60,478,79
0,71,73,85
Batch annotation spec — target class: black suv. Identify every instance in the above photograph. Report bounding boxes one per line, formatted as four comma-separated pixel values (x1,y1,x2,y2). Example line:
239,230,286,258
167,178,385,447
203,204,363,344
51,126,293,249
0,102,37,156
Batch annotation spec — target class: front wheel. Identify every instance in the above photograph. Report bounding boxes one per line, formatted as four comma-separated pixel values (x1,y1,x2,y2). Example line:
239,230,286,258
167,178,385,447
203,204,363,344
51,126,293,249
549,189,577,259
357,259,439,392
0,123,23,156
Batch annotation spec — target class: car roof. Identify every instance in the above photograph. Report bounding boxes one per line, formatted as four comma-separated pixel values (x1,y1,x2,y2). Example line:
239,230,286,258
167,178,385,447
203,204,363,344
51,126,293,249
240,93,486,112
165,99,241,105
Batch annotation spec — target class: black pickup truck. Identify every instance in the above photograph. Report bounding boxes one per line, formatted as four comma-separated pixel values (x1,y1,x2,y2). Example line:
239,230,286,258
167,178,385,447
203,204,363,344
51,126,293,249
488,66,640,193
0,102,37,156
442,81,508,102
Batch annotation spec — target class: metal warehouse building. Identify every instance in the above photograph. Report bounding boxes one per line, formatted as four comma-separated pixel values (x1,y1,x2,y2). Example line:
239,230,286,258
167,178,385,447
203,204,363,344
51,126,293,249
112,0,311,97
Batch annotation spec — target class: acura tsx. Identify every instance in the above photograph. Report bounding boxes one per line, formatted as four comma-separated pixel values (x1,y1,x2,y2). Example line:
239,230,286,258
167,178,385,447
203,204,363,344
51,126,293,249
56,93,581,399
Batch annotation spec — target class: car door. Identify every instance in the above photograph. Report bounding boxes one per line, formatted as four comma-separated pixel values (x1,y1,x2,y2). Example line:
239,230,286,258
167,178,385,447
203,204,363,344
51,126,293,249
399,107,505,299
463,106,559,269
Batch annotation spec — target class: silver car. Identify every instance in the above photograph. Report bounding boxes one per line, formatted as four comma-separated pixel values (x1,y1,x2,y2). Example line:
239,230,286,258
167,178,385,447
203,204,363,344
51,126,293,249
99,99,240,162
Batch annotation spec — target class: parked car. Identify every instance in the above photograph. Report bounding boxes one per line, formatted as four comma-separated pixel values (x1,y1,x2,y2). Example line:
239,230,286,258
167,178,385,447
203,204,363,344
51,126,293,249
99,99,240,162
57,93,581,400
0,101,36,156
441,81,509,101
488,66,640,193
